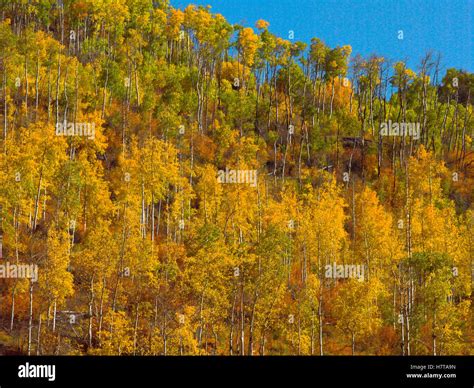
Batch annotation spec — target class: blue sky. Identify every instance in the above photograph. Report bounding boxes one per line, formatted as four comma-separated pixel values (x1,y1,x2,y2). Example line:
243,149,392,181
172,0,474,74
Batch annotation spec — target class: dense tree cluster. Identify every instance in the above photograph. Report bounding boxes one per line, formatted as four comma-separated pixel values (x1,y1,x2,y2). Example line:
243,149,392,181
0,0,472,355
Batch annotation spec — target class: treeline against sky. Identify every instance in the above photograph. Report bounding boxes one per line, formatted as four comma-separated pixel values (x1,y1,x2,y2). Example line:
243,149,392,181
0,0,472,355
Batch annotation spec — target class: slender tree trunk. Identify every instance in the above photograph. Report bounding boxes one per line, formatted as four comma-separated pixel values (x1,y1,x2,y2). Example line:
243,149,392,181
229,289,237,355
10,287,15,332
98,277,105,341
27,280,34,355
36,314,42,355
88,276,94,349
52,298,57,333
133,301,139,355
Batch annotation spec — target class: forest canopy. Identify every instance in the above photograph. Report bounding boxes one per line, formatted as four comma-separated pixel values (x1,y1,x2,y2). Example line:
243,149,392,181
0,0,472,356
